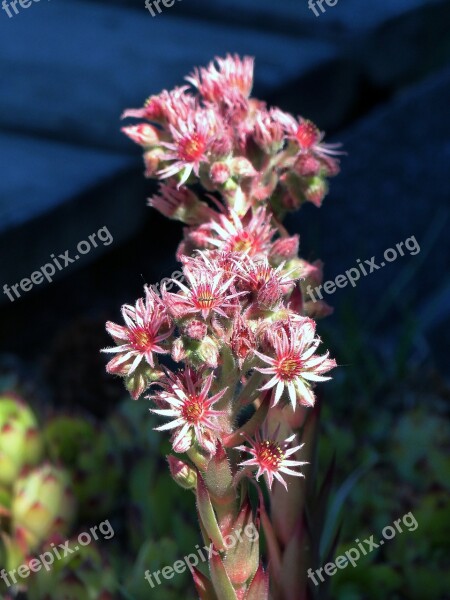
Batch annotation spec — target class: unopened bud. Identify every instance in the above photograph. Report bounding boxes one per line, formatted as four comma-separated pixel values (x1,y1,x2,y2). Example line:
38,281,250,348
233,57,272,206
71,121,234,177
210,162,231,185
121,124,160,147
143,148,165,178
125,364,163,400
303,176,328,207
230,157,258,178
197,336,220,368
184,319,208,340
280,173,305,210
294,154,321,176
167,456,197,490
270,235,299,262
171,338,187,362
295,120,320,149
283,258,305,280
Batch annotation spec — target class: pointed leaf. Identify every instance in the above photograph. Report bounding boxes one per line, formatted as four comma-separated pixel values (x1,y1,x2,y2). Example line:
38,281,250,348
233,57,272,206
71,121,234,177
210,552,238,600
320,455,377,560
192,567,219,600
244,564,269,600
197,474,226,551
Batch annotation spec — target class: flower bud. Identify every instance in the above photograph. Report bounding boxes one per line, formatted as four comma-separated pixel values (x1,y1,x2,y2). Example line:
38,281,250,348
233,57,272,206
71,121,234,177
270,235,299,262
295,120,320,150
210,162,231,185
229,157,258,178
280,191,302,211
167,455,197,490
183,319,208,341
143,147,165,178
149,183,216,226
197,336,220,369
283,258,306,280
125,364,163,400
303,176,328,207
121,124,160,147
294,154,321,176
171,337,187,362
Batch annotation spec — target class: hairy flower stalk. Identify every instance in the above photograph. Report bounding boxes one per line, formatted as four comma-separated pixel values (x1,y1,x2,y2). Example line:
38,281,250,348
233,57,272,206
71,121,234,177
104,54,341,599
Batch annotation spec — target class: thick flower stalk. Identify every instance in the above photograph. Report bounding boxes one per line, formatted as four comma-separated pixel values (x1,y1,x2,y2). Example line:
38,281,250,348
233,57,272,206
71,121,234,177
104,54,341,599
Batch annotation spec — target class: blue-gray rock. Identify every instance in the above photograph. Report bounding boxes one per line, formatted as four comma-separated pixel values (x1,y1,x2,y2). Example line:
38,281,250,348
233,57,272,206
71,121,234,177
288,66,450,335
0,1,336,152
89,0,444,37
0,132,145,304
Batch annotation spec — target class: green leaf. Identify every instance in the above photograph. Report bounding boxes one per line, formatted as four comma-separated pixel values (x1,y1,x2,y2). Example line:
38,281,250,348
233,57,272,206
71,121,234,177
320,454,377,561
210,552,238,600
196,474,226,551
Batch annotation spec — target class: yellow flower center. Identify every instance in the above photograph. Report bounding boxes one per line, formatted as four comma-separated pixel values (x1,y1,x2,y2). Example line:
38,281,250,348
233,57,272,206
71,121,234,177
258,440,284,469
278,356,302,381
129,328,152,352
179,134,206,163
230,232,255,253
181,397,204,423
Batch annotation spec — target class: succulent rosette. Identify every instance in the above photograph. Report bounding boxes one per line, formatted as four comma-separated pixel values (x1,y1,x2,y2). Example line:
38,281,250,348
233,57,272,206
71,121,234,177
27,539,117,600
0,395,43,487
104,54,341,599
11,463,76,553
44,416,121,519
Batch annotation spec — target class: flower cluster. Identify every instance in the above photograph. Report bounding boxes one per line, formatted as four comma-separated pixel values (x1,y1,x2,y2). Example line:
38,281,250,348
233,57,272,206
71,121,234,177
104,56,338,497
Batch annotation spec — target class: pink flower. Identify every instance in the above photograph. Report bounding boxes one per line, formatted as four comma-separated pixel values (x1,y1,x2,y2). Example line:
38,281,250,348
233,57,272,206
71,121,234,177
150,368,227,453
269,235,300,262
253,109,285,154
102,287,173,374
186,54,254,104
121,123,160,147
276,112,343,160
164,264,245,320
235,256,295,309
230,313,256,366
158,109,223,186
148,182,216,225
254,320,336,409
206,208,275,257
122,86,195,127
235,426,307,490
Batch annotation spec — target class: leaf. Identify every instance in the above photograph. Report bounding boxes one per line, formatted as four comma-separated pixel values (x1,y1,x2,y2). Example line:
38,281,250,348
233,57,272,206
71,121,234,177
320,454,378,561
196,474,226,551
210,552,238,600
192,567,219,600
244,564,269,600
